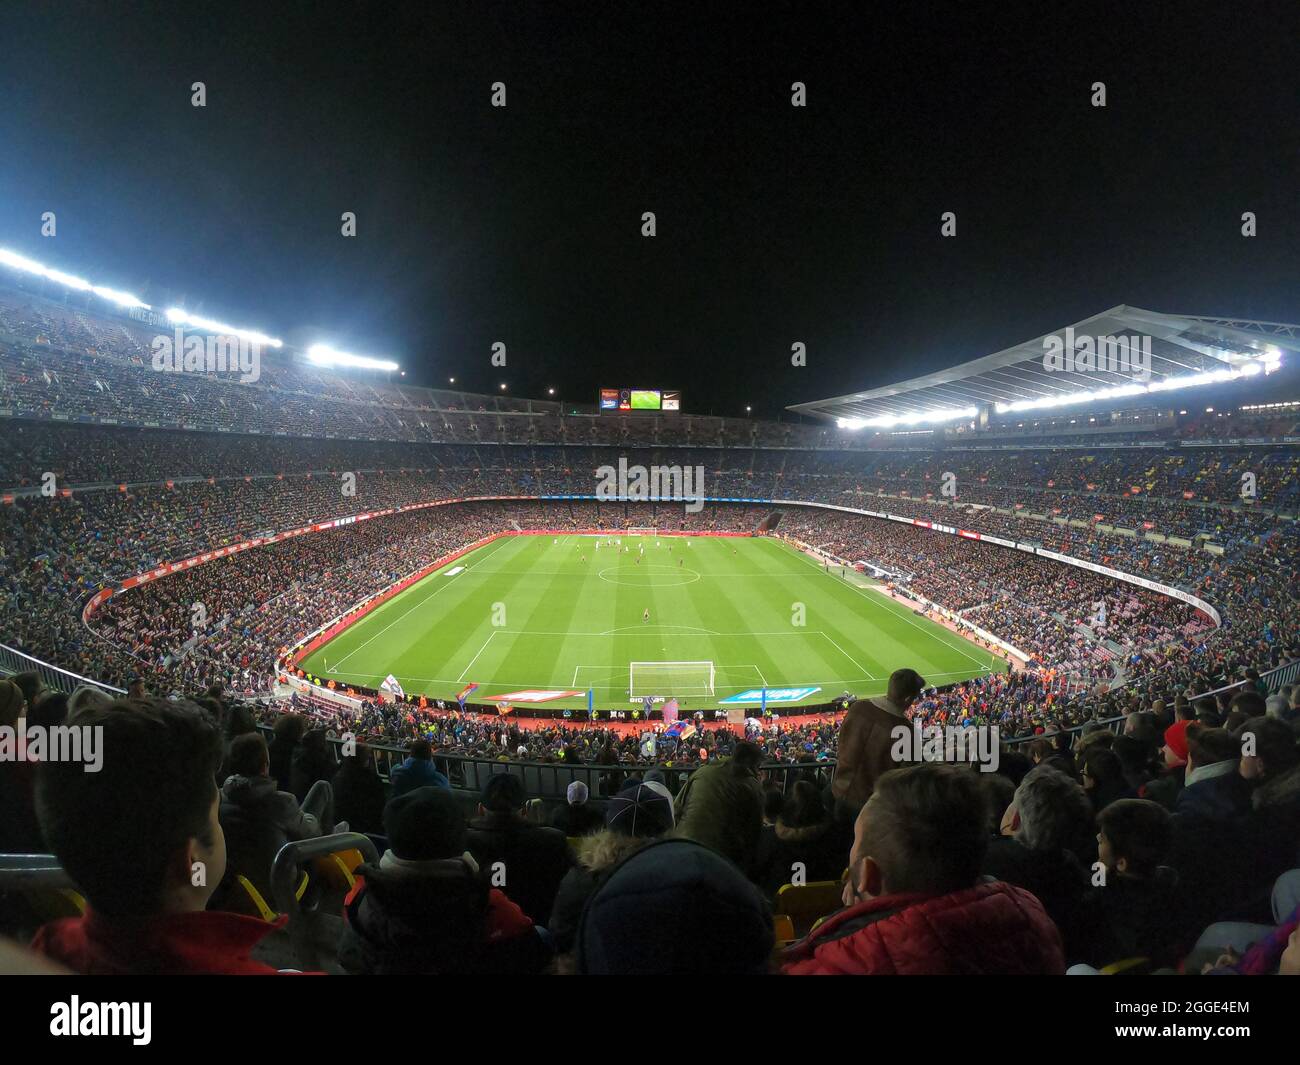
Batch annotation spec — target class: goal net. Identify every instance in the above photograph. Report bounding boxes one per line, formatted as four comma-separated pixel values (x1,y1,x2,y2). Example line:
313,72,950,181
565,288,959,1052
630,661,715,698
628,526,658,535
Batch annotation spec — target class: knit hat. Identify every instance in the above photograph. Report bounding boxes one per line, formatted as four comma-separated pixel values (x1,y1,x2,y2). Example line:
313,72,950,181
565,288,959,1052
577,839,773,974
383,787,466,861
605,781,674,837
1163,719,1191,764
566,780,589,805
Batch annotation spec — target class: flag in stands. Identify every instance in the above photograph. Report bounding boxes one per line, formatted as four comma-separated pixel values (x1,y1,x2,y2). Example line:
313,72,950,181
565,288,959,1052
456,682,478,710
496,701,513,716
662,699,679,723
379,674,405,698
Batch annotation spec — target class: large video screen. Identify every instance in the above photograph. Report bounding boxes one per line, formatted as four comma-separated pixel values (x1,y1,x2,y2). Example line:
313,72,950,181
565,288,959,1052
599,388,681,412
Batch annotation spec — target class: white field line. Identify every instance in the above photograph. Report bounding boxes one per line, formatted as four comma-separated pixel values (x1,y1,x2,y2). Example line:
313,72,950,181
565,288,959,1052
817,631,877,682
456,630,499,682
778,539,995,670
329,535,514,670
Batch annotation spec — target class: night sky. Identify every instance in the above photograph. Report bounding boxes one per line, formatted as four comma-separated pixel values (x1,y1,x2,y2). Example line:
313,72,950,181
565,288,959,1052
1,1,1298,418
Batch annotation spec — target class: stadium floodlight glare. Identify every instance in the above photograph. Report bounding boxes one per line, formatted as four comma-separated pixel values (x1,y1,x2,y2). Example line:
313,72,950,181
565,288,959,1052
0,247,150,309
838,405,977,430
305,343,398,371
167,308,283,349
994,357,1283,416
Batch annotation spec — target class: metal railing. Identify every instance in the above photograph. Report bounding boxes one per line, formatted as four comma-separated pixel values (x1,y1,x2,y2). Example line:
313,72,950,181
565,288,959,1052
0,642,125,697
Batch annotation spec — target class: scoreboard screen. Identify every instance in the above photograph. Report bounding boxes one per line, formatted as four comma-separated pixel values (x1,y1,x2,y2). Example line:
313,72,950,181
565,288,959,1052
599,388,681,412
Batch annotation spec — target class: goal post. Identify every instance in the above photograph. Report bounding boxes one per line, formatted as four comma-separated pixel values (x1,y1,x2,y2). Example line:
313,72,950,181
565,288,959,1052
629,661,715,698
628,526,659,536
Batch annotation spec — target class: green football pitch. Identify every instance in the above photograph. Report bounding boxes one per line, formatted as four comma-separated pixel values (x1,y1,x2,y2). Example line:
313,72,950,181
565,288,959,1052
299,533,1006,710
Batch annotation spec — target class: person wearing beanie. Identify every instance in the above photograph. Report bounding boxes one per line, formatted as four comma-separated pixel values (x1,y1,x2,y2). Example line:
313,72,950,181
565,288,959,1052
466,774,573,925
576,838,774,974
548,779,604,837
548,781,676,960
1235,717,1300,889
339,787,549,975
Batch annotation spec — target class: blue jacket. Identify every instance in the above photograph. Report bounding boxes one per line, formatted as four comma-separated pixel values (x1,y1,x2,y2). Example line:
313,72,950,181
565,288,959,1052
390,757,451,798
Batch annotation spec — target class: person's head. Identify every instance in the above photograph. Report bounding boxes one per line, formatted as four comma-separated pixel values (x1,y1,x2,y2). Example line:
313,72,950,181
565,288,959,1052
12,671,44,710
223,701,256,739
227,732,271,777
272,713,307,745
68,685,114,717
384,787,466,860
1185,723,1239,774
1025,738,1052,766
1185,699,1209,722
1265,694,1290,720
1123,712,1159,748
479,773,527,815
1011,764,1093,853
566,780,590,807
848,763,988,900
1096,799,1172,878
886,668,927,710
1229,690,1267,720
762,785,785,824
28,691,69,732
1080,746,1123,793
1161,719,1191,768
779,780,827,829
577,839,772,974
126,677,146,700
0,679,24,729
730,740,763,775
1238,717,1300,782
408,738,432,761
36,698,224,917
605,781,674,838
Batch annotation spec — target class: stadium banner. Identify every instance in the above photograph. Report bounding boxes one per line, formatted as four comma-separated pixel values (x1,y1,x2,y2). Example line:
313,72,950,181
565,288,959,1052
484,689,585,703
719,687,820,705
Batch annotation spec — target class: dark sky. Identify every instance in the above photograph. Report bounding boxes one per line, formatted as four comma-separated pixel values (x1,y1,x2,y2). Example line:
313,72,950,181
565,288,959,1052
1,0,1298,418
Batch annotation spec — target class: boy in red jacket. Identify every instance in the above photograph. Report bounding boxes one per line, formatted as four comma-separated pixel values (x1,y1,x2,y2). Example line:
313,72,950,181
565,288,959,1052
30,697,287,975
783,763,1065,975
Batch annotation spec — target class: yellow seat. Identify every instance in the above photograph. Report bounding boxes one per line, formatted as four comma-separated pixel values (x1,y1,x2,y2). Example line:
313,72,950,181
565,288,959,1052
231,875,278,922
772,913,795,945
774,880,843,938
1099,956,1151,976
312,848,363,891
22,886,86,922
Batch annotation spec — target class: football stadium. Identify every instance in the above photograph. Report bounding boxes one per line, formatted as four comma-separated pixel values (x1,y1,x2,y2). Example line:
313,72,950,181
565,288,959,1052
0,3,1297,1022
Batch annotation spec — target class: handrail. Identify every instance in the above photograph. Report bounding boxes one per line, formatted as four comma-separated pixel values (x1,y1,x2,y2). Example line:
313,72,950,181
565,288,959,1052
270,831,380,971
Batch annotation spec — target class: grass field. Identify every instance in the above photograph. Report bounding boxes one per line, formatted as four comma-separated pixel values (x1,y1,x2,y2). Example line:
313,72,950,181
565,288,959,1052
299,533,1006,710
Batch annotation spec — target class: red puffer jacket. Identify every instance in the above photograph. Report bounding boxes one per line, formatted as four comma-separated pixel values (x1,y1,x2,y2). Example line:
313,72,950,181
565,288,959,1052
781,880,1065,975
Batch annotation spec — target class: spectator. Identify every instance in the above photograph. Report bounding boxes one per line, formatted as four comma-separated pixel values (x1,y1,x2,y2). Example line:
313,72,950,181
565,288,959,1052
673,740,765,873
1079,746,1130,814
216,732,335,905
466,774,573,924
338,787,549,974
331,744,388,836
548,781,604,837
755,780,845,897
983,764,1095,960
1075,799,1182,970
831,668,925,815
268,714,306,792
576,839,773,974
29,697,284,974
0,679,42,853
289,729,336,802
389,739,450,797
1175,725,1249,821
1237,717,1300,885
549,780,675,957
783,764,1064,975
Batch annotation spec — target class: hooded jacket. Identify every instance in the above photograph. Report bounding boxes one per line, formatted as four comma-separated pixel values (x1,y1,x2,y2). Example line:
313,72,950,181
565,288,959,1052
338,851,547,975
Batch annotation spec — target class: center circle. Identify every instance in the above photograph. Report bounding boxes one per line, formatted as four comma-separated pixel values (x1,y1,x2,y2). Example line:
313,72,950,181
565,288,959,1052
597,563,701,587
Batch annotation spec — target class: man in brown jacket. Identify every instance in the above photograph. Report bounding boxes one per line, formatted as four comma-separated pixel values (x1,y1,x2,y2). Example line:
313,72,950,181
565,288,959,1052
832,668,927,817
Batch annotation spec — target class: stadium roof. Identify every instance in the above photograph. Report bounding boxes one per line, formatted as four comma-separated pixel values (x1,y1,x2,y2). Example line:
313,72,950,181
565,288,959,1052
788,305,1298,427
